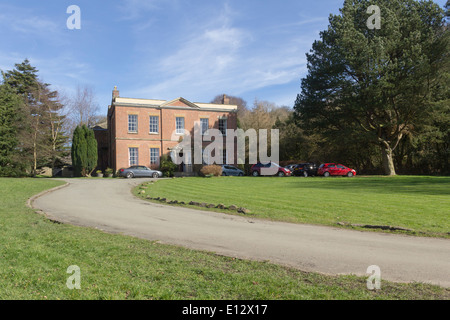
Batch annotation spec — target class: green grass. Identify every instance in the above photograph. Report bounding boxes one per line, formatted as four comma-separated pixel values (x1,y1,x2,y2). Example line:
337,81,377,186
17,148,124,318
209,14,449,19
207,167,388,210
1,177,449,300
135,176,450,238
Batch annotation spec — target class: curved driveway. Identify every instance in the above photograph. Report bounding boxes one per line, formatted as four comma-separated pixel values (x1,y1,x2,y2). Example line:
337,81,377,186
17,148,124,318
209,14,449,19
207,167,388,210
33,178,450,288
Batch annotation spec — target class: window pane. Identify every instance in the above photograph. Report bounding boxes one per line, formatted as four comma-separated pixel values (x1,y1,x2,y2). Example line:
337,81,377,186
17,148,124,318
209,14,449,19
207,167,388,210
149,116,159,133
176,117,185,134
201,118,209,135
128,115,138,133
150,148,160,165
129,148,138,166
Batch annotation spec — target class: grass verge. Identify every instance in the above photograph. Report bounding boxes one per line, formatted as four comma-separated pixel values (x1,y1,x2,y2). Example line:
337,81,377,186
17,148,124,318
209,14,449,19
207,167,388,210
0,177,449,299
135,176,450,238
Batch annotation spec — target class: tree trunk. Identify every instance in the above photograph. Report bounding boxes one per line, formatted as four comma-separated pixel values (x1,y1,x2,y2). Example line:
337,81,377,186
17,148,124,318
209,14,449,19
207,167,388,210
381,144,396,176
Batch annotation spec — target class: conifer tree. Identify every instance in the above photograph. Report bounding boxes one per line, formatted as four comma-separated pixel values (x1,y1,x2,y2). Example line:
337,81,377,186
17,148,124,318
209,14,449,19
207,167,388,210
294,0,448,175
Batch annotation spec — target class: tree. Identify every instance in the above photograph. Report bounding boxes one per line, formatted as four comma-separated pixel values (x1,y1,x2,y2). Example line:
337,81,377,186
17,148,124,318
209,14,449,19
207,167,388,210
294,0,448,175
71,125,97,177
211,94,248,120
68,85,100,127
3,60,69,175
0,82,25,176
240,99,290,131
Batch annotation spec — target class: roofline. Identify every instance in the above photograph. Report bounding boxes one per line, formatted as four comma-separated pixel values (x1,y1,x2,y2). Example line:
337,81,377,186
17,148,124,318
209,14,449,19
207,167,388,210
112,103,237,113
112,96,237,112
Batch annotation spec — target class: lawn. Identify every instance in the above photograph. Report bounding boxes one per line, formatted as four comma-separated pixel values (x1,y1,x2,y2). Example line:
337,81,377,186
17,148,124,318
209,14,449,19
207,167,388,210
135,175,450,238
0,177,449,300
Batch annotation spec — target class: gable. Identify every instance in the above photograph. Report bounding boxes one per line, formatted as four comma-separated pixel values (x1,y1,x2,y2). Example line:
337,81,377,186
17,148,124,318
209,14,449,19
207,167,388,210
167,100,192,107
161,97,200,109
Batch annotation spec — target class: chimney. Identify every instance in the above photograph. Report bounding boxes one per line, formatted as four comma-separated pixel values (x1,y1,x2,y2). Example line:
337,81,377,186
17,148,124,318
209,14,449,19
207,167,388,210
112,86,119,99
222,94,230,105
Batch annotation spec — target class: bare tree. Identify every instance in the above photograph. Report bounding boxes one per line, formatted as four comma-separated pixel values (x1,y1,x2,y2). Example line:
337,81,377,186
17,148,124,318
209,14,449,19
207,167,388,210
68,85,100,127
211,94,248,119
239,99,291,131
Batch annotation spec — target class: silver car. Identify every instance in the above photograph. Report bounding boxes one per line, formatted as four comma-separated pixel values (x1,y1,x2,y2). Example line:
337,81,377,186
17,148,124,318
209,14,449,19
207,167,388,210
118,166,163,179
221,165,244,176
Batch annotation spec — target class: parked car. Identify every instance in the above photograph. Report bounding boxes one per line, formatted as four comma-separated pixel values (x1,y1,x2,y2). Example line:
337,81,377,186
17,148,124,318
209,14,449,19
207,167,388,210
221,165,244,176
251,162,292,177
118,166,163,179
292,163,318,177
284,164,297,172
317,163,356,177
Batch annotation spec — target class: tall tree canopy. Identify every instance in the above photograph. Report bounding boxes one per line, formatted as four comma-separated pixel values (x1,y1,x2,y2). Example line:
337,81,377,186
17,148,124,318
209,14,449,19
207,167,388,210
0,82,24,176
1,59,68,176
294,0,448,175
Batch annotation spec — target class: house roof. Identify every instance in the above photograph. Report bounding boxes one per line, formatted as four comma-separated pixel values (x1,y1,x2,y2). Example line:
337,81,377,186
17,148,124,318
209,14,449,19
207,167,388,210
113,96,237,112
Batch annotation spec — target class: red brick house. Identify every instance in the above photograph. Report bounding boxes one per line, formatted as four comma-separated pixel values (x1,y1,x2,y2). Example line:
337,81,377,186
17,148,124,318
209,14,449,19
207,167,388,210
103,87,238,173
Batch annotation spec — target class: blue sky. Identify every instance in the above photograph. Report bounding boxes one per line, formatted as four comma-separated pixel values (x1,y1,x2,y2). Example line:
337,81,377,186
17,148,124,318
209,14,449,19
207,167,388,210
0,0,447,115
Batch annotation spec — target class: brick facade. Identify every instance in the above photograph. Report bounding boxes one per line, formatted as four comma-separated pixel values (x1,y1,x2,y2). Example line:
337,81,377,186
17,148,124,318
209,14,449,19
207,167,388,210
104,88,238,172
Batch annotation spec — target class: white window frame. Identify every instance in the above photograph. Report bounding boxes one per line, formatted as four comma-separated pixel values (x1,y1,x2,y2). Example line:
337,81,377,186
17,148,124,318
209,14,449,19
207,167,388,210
129,147,139,166
149,116,159,134
128,114,138,133
150,148,159,165
200,118,209,135
176,117,185,135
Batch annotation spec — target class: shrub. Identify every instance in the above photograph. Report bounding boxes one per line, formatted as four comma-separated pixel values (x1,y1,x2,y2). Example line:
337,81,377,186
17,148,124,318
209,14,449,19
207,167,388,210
0,166,28,177
105,167,114,175
160,154,178,177
200,165,222,177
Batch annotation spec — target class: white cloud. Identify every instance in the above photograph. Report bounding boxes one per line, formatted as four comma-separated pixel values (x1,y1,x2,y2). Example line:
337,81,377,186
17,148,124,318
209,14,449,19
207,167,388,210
124,3,318,104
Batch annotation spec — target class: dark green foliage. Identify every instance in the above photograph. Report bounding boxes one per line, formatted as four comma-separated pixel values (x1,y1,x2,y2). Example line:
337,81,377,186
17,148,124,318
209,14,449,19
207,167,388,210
160,154,177,177
86,127,98,174
71,126,86,176
0,83,23,176
294,0,448,175
2,59,39,97
71,125,97,177
1,59,69,176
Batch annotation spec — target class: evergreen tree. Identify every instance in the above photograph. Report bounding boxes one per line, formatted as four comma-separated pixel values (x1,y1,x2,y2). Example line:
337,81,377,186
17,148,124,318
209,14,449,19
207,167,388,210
85,126,98,175
0,82,25,176
294,0,448,175
71,125,97,177
2,60,69,175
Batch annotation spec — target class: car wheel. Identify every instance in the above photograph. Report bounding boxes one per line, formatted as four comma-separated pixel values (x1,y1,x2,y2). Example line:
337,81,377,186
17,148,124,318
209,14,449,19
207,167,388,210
347,172,354,177
126,172,134,179
238,173,243,176
303,171,308,178
277,171,285,177
152,172,159,178
222,172,227,176
252,171,259,177
324,172,330,177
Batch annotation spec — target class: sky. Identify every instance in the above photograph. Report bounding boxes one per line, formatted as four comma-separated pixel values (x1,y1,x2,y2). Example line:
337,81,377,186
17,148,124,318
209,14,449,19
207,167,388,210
0,0,447,116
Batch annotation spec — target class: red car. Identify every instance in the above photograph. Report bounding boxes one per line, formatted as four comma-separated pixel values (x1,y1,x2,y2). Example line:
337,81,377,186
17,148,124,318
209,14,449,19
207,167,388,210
318,163,356,177
251,162,292,177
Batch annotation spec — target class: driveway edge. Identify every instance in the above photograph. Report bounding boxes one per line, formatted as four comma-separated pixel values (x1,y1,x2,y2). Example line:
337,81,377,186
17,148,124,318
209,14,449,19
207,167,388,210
27,181,70,209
